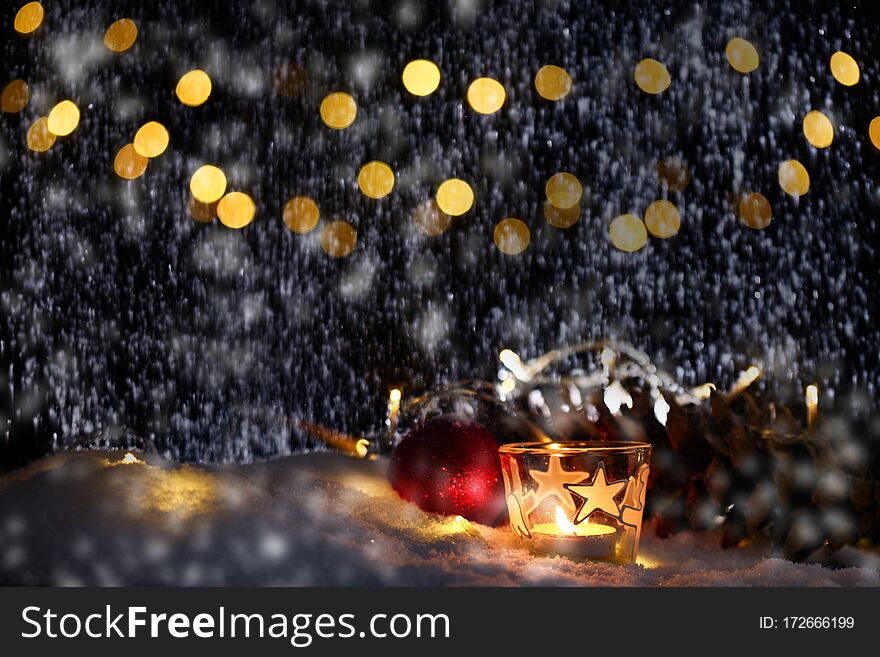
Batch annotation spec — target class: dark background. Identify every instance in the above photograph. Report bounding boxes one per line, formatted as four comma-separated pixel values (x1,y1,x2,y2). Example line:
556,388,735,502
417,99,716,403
2,0,879,470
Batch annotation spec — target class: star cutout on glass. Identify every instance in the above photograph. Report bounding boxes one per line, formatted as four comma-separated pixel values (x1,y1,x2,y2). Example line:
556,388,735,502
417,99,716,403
564,461,627,524
530,455,589,513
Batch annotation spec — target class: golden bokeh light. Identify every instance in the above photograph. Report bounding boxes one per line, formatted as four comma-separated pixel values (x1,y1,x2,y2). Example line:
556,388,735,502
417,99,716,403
176,69,212,107
725,38,759,74
644,200,681,238
634,58,670,95
133,121,169,158
436,178,474,216
104,18,138,52
535,65,572,101
26,117,55,152
739,192,772,229
493,218,530,255
1,79,29,113
188,196,217,223
777,160,810,197
830,51,859,86
217,192,256,229
543,200,580,229
357,161,395,199
47,100,80,136
283,196,320,233
467,77,506,114
14,2,44,34
113,143,148,180
320,221,357,258
802,110,833,148
609,214,648,252
413,200,451,236
545,172,582,209
656,155,690,191
402,59,441,96
870,117,880,151
320,92,357,129
189,165,227,204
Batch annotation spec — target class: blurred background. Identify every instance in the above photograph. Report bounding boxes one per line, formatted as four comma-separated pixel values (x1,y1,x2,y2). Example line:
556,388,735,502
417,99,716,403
1,0,879,469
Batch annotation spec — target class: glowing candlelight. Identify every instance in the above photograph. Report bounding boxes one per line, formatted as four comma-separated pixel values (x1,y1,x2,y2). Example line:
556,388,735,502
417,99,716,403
531,507,617,538
120,452,141,465
499,442,651,563
806,384,819,429
727,365,760,400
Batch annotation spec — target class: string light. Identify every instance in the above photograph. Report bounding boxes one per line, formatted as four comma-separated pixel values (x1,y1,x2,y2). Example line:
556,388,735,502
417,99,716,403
725,38,760,74
189,165,227,204
739,192,772,229
26,117,55,152
493,218,530,255
104,18,138,52
869,117,880,150
467,77,505,114
47,100,80,136
644,200,680,238
357,161,395,199
656,156,690,191
176,70,212,107
543,200,580,229
609,214,648,252
727,365,761,400
319,92,357,129
320,221,357,258
401,59,441,96
534,65,572,101
133,121,169,158
545,172,582,209
14,2,44,34
805,384,819,429
829,51,859,86
283,196,320,234
114,144,149,179
803,110,834,148
217,192,256,229
412,199,451,236
634,58,670,94
1,79,29,113
436,178,474,216
777,160,810,197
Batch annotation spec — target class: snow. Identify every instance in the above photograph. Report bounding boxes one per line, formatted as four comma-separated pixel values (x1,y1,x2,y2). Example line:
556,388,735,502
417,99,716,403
0,450,877,587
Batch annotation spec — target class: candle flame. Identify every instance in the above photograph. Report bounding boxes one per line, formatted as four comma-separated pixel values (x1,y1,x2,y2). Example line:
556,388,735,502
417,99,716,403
555,507,577,535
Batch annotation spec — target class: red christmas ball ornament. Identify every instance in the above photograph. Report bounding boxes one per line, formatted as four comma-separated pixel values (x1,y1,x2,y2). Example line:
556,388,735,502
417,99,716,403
388,416,506,526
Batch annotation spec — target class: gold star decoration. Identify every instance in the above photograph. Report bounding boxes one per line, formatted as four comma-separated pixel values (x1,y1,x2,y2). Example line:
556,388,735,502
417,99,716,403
564,462,627,524
531,456,589,513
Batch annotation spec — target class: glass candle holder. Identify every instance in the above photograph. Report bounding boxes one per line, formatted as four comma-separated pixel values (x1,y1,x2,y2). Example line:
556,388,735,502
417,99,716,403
498,441,651,563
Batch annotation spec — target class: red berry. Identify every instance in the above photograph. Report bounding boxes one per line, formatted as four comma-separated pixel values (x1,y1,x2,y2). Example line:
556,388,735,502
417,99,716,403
388,416,506,525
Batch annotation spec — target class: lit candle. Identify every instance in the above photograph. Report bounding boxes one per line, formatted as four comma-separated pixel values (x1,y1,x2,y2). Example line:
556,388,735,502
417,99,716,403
806,384,819,429
499,441,652,563
530,507,618,559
